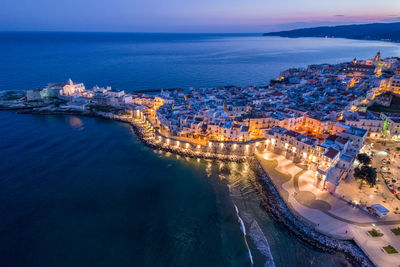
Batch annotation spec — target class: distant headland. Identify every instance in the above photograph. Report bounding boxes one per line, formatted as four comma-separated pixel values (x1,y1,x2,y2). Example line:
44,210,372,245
263,22,400,43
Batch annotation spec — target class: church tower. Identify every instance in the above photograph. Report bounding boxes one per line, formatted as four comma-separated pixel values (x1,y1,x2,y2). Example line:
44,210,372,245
374,51,381,62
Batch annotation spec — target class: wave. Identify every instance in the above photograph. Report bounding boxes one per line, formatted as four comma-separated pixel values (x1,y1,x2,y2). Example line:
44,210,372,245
241,211,275,267
228,169,275,266
234,203,275,267
234,204,253,265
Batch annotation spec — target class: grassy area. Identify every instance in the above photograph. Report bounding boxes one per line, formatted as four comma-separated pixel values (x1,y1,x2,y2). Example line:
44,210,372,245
391,227,400,236
368,229,383,237
383,245,398,254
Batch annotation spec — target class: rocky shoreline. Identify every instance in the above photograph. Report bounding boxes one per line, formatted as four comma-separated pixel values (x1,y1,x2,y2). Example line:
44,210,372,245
2,107,373,265
249,159,374,266
130,110,374,266
129,120,247,163
9,107,248,163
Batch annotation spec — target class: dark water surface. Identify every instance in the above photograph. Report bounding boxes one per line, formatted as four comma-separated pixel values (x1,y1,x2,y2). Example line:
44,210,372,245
0,33,399,266
1,32,399,91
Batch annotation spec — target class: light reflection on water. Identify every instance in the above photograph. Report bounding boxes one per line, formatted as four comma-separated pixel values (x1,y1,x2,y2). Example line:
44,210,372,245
68,116,83,129
0,111,352,267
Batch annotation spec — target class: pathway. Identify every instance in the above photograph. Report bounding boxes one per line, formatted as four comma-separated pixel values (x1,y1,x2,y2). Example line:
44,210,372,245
256,151,400,267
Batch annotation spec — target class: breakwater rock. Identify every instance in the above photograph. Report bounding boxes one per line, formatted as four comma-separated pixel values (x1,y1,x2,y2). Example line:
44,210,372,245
251,160,374,267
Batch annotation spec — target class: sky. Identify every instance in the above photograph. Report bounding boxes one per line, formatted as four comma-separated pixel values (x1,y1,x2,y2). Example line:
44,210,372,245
1,0,400,33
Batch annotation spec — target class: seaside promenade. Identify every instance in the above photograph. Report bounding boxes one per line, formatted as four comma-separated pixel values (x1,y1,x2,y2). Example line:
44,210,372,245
256,151,400,267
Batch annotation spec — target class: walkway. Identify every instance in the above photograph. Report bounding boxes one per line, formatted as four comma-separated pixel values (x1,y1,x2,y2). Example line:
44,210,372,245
256,151,400,267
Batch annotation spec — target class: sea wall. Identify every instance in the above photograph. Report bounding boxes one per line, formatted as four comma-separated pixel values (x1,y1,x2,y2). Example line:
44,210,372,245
14,107,250,162
250,159,374,266
129,119,248,162
3,106,374,265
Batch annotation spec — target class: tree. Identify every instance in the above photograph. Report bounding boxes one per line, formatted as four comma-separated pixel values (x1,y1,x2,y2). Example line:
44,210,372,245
357,153,371,166
354,165,377,187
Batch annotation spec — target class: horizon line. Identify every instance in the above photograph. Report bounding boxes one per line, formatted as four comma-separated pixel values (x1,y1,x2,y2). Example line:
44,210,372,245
1,20,399,34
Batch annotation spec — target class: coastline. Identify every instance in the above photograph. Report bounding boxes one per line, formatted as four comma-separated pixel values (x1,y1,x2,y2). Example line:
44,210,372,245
262,22,400,43
250,159,374,266
2,107,374,265
263,34,400,44
12,107,248,163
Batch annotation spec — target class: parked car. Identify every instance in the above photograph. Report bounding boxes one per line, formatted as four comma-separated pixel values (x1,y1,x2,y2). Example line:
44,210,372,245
388,184,394,190
392,189,397,195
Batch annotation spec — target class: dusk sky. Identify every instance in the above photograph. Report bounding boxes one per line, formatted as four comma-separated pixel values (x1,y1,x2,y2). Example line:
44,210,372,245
1,0,400,32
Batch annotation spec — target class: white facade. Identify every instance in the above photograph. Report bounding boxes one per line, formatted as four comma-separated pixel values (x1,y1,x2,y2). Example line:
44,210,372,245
58,79,85,96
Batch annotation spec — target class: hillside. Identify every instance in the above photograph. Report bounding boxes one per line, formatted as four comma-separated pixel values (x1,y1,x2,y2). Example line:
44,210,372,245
263,22,400,42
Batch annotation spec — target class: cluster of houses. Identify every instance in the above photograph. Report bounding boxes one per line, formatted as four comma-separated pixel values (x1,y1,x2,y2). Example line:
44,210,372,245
23,53,400,193
264,123,367,192
26,79,133,110
153,53,400,192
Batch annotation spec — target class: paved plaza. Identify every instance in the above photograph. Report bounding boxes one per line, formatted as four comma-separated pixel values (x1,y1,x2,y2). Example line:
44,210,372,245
256,151,400,267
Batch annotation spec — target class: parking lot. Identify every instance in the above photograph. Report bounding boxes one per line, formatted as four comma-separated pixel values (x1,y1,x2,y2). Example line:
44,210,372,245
336,140,400,217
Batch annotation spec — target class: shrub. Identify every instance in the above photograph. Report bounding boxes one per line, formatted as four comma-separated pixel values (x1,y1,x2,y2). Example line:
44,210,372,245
391,228,400,236
368,229,383,237
383,245,398,254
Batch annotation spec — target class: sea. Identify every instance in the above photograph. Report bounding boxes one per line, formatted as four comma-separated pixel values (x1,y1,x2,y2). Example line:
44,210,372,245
0,32,399,267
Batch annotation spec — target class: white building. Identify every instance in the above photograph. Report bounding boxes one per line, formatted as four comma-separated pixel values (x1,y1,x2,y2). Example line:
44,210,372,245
389,76,400,92
54,79,85,96
344,111,383,138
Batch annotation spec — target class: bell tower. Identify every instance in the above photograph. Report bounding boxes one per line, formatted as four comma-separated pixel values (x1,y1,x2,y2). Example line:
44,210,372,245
374,51,381,62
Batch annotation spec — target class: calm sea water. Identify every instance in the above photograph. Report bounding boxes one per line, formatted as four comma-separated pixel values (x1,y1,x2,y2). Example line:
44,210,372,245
1,32,400,91
0,33,400,267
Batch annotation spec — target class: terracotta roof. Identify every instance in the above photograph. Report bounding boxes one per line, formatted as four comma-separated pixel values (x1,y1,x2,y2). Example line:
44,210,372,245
324,147,339,160
52,83,68,87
